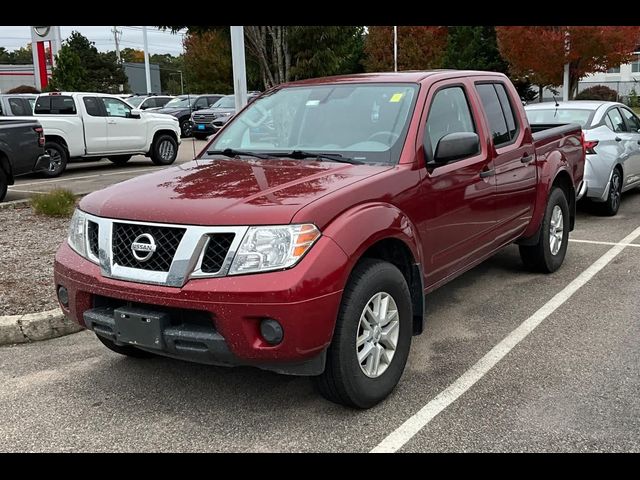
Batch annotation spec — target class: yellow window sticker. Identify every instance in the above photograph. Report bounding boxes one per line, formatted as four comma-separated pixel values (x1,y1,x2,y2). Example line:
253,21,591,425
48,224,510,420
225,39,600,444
389,93,404,103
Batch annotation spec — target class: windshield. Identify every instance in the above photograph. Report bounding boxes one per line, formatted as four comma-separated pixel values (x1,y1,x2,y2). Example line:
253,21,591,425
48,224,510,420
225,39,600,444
127,97,145,107
207,83,419,164
213,96,236,108
526,108,594,128
163,96,195,109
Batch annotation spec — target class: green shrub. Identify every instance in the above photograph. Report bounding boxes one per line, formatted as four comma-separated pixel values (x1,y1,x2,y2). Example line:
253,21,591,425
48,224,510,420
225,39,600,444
30,189,76,217
629,88,639,108
576,85,618,102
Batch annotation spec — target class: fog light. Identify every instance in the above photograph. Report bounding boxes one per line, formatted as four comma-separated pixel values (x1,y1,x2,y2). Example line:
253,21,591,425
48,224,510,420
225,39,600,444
57,286,69,307
260,318,283,345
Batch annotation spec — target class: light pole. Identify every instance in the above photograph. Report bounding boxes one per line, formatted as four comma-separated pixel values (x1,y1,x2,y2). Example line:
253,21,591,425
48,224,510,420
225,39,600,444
393,26,398,72
142,25,152,94
230,26,248,111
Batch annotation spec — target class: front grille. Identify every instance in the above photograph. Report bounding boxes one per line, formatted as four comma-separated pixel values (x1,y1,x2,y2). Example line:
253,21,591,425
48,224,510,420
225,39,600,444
87,221,99,257
112,223,185,272
193,113,216,123
201,233,235,273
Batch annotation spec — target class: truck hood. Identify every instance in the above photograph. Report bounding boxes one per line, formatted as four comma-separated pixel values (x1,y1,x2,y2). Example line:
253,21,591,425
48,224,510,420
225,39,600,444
80,159,392,226
153,107,187,116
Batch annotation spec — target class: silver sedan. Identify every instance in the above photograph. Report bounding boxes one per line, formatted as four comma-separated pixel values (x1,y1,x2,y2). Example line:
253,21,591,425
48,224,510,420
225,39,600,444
526,101,640,216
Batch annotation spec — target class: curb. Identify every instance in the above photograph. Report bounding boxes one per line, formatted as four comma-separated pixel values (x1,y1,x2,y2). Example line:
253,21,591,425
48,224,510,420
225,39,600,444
0,191,89,210
0,309,84,346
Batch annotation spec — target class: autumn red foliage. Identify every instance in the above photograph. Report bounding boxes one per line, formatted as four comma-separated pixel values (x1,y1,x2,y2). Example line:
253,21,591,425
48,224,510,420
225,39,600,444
364,26,448,72
496,26,640,97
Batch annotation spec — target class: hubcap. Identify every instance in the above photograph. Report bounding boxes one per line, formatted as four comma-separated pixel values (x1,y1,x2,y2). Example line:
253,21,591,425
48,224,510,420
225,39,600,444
610,172,621,211
549,205,564,256
356,292,400,378
159,140,175,161
46,148,62,172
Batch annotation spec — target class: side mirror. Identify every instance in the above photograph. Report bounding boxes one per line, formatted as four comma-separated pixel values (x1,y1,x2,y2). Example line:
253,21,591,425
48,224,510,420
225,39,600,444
130,108,141,118
432,132,479,164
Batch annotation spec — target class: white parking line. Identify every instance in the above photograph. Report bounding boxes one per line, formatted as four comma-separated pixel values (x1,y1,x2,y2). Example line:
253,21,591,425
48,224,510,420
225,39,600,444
569,238,640,248
371,225,640,453
10,167,160,188
6,189,44,194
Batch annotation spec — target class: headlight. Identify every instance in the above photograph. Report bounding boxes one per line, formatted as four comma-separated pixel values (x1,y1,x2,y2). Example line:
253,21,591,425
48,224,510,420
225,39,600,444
68,209,88,258
229,224,321,275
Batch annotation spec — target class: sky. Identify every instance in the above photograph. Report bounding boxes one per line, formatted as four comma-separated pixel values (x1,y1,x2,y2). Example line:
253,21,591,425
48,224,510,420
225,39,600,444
0,26,186,55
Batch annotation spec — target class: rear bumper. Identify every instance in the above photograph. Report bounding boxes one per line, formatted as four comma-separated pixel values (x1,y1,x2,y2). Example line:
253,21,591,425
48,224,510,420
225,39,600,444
583,155,612,202
576,179,588,201
54,237,349,375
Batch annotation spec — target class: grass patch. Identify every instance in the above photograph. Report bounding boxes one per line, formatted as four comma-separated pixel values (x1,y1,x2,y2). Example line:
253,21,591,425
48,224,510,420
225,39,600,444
30,189,76,217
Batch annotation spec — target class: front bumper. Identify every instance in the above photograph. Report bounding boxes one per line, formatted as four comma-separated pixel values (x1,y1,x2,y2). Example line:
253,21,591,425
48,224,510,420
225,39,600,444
54,237,349,375
190,121,218,135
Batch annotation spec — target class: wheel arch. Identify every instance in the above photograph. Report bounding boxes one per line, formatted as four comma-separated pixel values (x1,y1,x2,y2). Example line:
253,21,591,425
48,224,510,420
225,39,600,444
0,149,14,184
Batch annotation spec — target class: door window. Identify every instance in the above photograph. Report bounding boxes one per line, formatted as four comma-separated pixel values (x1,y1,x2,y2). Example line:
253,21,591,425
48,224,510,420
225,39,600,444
425,86,477,160
620,107,640,132
476,84,510,145
83,97,104,117
195,97,208,110
101,97,132,118
606,108,628,133
8,98,29,116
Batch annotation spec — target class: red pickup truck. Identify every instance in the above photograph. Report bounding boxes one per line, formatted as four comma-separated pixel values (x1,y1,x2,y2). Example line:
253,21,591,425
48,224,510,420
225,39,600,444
54,71,585,408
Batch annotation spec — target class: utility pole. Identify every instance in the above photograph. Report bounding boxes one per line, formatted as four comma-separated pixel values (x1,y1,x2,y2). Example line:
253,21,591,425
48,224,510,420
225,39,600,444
142,26,152,94
230,26,248,111
112,26,122,63
562,29,570,101
393,26,398,72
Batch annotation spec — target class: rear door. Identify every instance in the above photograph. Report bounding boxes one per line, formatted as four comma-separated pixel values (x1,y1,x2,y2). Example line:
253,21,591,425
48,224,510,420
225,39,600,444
605,107,637,187
100,96,147,151
417,80,498,286
618,106,640,188
81,96,108,154
475,81,537,238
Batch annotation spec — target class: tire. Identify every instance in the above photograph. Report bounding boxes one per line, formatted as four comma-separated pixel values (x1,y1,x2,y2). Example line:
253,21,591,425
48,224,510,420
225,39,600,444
150,134,178,166
313,259,413,409
194,134,208,140
599,168,622,216
95,334,155,359
41,141,68,178
519,186,570,273
0,168,7,203
180,119,192,138
108,155,132,166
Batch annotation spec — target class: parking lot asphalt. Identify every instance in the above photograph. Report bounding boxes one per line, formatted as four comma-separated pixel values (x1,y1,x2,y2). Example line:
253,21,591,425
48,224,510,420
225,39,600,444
1,174,639,451
4,138,208,203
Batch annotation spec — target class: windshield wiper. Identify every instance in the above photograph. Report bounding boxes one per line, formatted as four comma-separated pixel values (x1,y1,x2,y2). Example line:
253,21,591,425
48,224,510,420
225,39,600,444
279,150,364,165
206,148,276,160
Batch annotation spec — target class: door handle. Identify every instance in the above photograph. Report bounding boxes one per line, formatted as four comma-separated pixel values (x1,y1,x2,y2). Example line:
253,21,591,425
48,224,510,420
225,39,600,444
107,120,116,124
479,168,495,178
615,136,622,142
521,153,535,164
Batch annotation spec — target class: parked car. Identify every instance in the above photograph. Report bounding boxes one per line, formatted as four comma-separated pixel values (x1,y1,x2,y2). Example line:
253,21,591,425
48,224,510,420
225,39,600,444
33,92,181,177
0,94,38,117
190,92,261,140
54,71,585,408
526,100,640,216
126,94,174,111
0,117,49,201
154,94,224,138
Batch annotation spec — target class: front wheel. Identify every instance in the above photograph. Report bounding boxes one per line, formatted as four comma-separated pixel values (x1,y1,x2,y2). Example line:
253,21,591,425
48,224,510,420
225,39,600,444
313,259,412,408
0,168,7,202
150,134,178,166
519,186,570,273
180,119,192,138
41,141,68,178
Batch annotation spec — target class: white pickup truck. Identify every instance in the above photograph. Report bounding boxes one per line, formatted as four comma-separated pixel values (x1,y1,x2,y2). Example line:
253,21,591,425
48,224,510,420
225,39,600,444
34,92,182,177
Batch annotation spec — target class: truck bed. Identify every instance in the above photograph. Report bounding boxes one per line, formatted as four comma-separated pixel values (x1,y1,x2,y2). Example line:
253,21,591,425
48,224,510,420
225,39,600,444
530,122,582,140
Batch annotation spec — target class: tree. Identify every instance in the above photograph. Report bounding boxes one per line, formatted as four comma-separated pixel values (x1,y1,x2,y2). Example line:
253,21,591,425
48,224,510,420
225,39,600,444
497,26,640,99
183,30,233,94
442,27,508,73
48,31,127,93
0,45,33,64
6,85,40,94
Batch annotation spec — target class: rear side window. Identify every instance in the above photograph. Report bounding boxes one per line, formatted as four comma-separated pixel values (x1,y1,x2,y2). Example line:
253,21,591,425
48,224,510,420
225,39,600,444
620,108,640,132
606,108,627,133
8,98,29,116
494,84,518,139
476,84,510,145
83,97,103,117
425,86,477,160
34,95,77,114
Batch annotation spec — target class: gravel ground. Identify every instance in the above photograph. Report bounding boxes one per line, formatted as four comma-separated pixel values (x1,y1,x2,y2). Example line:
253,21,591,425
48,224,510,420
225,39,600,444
0,205,70,315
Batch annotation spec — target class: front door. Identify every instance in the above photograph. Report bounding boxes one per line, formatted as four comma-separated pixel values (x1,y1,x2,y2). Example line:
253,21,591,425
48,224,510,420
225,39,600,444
81,96,108,154
100,97,147,152
475,81,537,240
417,81,498,288
619,106,640,188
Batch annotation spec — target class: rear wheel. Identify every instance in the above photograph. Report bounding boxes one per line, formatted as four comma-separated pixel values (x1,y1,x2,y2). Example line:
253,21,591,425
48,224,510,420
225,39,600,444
108,155,132,166
599,168,622,216
519,186,569,273
95,334,155,359
313,259,412,408
41,141,68,178
0,168,7,202
180,119,192,138
150,134,178,166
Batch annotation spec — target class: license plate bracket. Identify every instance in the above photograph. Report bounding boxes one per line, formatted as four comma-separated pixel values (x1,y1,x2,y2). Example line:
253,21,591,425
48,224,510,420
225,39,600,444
113,307,169,350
